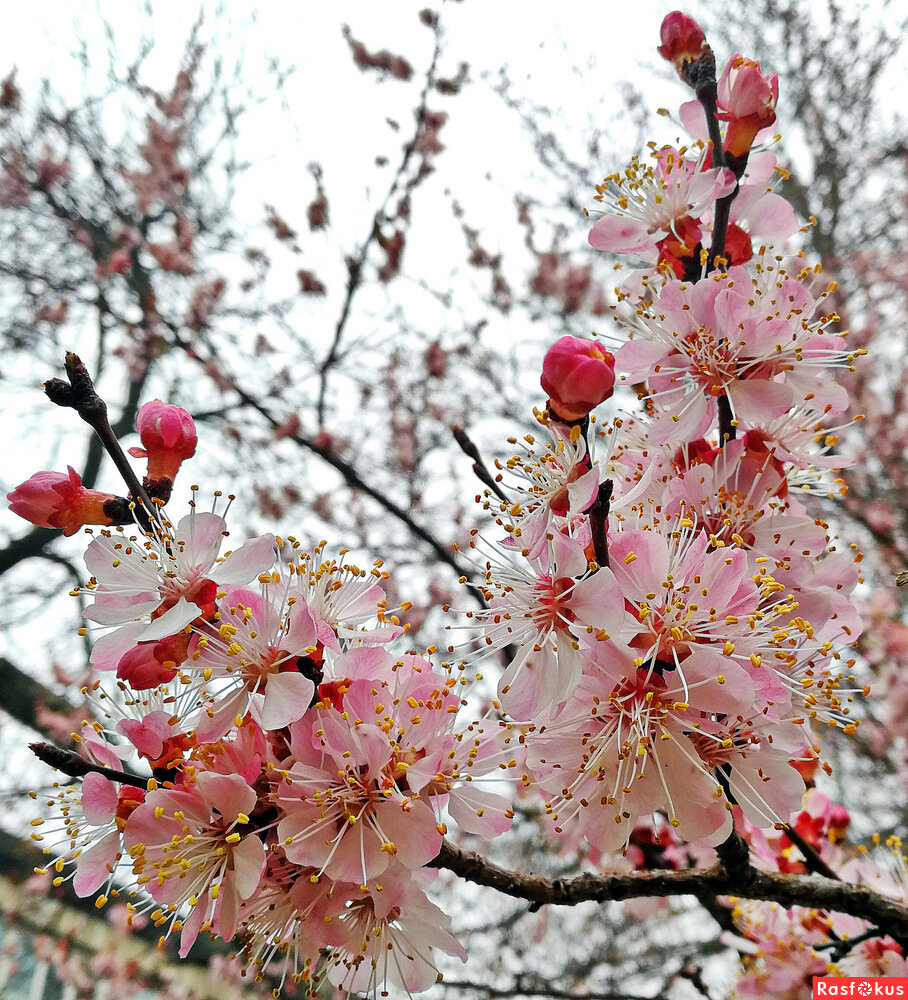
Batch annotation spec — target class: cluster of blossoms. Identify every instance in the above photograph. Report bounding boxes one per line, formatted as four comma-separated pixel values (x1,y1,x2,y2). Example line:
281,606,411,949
730,793,908,995
450,10,865,863
7,11,889,996
13,394,517,996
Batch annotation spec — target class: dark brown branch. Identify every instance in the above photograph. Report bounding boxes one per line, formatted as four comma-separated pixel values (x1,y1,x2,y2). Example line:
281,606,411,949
0,658,78,739
29,742,149,791
717,393,737,444
438,981,651,1000
452,424,509,502
45,353,159,524
589,479,613,569
782,824,841,882
432,837,908,940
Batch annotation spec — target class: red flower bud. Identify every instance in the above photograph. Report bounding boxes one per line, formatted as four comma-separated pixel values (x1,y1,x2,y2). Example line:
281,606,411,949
7,467,117,535
115,632,190,690
128,400,197,484
541,336,616,421
658,12,709,82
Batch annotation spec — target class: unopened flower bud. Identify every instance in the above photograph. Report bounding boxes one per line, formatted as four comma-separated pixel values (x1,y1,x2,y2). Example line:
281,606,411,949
129,400,197,485
7,467,120,535
115,633,190,689
541,336,616,421
658,12,714,89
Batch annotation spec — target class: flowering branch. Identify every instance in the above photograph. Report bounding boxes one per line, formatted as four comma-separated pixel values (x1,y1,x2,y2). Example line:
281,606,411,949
31,741,908,951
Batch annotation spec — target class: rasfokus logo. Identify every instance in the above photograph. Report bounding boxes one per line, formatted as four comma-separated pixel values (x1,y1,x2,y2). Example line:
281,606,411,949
813,978,908,997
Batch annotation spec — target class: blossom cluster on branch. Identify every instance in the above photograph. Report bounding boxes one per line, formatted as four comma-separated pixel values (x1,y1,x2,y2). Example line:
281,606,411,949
6,11,904,998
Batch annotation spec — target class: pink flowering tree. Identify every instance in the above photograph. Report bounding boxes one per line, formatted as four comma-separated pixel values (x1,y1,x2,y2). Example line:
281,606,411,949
3,4,908,997
6,8,908,998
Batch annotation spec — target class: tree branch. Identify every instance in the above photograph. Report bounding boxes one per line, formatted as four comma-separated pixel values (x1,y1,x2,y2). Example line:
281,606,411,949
433,838,908,940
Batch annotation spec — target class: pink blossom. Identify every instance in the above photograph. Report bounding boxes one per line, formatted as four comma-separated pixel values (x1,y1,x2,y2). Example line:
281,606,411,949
187,583,319,740
82,512,275,672
0,152,30,206
717,54,779,158
123,771,265,956
185,277,225,331
8,467,118,536
34,298,68,324
323,865,467,995
615,255,859,437
35,148,70,190
33,774,143,902
471,531,624,720
588,147,735,263
288,543,402,650
146,240,195,275
530,644,806,852
277,716,441,882
497,423,599,561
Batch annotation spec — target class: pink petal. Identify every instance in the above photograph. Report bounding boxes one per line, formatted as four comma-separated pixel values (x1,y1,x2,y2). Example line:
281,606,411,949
283,600,318,652
686,166,736,209
211,533,276,584
731,757,805,829
174,512,225,572
728,379,792,423
178,900,206,958
588,216,653,253
447,786,513,836
81,773,118,825
260,672,314,730
195,771,256,823
214,879,239,942
73,831,120,897
608,530,669,597
337,645,394,680
374,798,442,868
83,597,159,625
231,834,265,899
615,338,672,380
745,192,798,239
137,599,197,641
679,99,708,140
569,568,624,635
679,647,756,716
90,622,147,671
84,535,159,590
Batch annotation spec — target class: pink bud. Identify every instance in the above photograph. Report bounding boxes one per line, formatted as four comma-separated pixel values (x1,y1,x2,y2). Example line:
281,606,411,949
7,467,117,535
115,635,187,689
541,336,616,421
658,12,709,79
716,55,778,158
129,400,197,484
